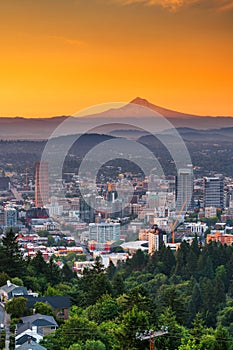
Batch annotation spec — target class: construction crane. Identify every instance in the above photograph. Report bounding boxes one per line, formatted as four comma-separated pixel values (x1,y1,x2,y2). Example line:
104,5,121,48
25,167,29,188
171,200,187,244
136,327,168,350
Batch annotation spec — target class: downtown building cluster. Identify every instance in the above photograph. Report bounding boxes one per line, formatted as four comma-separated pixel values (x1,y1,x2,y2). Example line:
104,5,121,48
0,161,233,273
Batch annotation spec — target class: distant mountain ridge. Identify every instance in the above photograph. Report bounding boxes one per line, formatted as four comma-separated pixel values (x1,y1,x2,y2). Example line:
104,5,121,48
0,97,233,139
130,97,200,118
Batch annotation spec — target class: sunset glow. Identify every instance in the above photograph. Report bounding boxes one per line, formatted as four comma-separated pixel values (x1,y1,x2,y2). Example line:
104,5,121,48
0,0,233,117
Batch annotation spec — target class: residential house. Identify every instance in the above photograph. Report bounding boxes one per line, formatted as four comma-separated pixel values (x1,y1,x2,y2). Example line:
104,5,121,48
0,280,28,301
15,325,43,348
24,295,70,320
17,314,58,337
16,339,47,350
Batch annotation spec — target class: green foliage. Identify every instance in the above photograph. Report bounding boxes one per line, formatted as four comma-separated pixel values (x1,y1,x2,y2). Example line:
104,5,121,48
44,285,63,296
6,229,233,349
116,305,149,350
178,338,199,350
34,302,55,316
155,308,188,350
83,340,106,350
0,271,10,286
0,229,25,278
11,277,24,286
68,340,106,350
84,294,120,324
49,315,103,349
71,260,113,307
5,297,27,318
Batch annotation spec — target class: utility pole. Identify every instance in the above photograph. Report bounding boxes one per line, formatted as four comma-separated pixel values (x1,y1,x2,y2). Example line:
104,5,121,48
136,327,168,350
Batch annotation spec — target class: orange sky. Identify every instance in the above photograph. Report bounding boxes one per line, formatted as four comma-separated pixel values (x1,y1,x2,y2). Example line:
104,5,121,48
0,0,233,117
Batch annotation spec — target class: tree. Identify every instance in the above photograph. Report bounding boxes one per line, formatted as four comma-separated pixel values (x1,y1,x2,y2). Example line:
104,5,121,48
217,302,233,336
200,278,216,327
214,276,226,309
45,315,103,349
199,334,216,350
44,285,63,296
47,257,62,286
155,308,188,350
112,273,125,297
84,294,120,324
116,305,149,350
75,261,113,307
61,263,76,282
68,345,82,350
0,229,25,278
106,260,116,280
11,277,24,286
0,272,10,286
178,338,199,350
34,302,55,317
83,340,106,350
30,251,48,276
5,297,27,318
214,326,233,350
189,284,203,322
175,241,190,279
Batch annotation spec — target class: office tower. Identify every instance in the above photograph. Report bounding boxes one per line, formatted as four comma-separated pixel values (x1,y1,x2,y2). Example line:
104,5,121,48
0,177,10,191
35,161,49,207
176,167,194,212
204,176,224,209
79,195,95,223
4,207,17,227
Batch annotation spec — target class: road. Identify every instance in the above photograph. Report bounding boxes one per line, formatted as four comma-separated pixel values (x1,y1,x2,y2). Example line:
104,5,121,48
0,304,4,325
0,303,10,350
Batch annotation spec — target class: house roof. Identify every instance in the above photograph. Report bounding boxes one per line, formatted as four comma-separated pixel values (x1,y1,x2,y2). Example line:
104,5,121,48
16,340,47,350
32,319,56,327
24,295,70,309
0,282,27,295
16,334,37,345
16,323,31,336
21,314,58,328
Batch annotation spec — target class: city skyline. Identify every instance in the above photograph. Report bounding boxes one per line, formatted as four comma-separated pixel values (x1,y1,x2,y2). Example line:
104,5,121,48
0,0,233,117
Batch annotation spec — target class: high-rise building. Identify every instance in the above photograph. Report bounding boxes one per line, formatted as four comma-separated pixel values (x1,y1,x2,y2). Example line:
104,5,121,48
4,207,17,227
35,161,49,207
89,222,121,243
148,224,167,254
204,176,224,209
79,196,95,223
176,167,193,212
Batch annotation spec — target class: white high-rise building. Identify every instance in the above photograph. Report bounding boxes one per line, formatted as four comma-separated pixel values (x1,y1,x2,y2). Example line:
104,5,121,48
176,167,194,212
89,222,120,243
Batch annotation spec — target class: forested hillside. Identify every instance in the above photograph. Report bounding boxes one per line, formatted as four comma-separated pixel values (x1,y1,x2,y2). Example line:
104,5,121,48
2,230,233,349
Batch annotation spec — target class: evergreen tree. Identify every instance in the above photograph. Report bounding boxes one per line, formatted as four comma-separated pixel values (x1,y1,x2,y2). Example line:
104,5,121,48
214,276,226,310
189,283,203,322
0,228,25,278
61,262,76,282
106,260,116,280
47,257,62,286
0,271,10,286
112,273,125,297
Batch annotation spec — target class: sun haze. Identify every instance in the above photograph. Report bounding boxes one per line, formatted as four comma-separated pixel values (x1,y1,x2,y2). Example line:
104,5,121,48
0,0,232,117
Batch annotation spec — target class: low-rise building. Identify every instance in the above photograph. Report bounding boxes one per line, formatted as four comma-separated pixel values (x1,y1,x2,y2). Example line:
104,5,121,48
0,280,28,301
206,231,233,245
